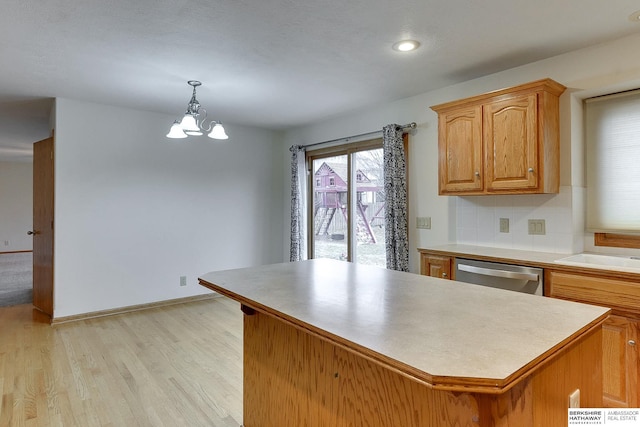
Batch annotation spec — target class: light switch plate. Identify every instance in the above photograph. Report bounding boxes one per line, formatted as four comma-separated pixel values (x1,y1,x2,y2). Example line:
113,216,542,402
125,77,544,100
417,217,431,229
528,219,546,235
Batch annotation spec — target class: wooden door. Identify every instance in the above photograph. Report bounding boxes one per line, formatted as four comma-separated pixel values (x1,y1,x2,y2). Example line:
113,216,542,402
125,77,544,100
32,137,54,317
483,93,538,192
437,106,483,194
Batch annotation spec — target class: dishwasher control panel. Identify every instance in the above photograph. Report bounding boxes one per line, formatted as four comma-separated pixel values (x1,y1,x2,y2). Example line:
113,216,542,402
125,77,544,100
454,258,543,295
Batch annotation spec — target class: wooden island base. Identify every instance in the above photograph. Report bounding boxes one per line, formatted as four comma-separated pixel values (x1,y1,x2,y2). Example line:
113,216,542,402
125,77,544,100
243,309,602,427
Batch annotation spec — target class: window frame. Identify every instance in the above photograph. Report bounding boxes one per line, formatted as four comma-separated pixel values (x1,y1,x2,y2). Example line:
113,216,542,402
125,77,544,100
594,233,640,249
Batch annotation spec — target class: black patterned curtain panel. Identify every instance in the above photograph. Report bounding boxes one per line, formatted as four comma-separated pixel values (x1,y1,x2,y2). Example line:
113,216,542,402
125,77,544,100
383,124,409,271
289,145,307,262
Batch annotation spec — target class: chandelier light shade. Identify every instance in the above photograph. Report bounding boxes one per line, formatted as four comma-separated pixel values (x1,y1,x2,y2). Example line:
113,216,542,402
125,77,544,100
167,80,229,140
166,121,187,138
209,123,229,139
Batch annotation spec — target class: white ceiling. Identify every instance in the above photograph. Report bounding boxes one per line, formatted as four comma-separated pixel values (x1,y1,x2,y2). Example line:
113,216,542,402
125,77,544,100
1,0,640,162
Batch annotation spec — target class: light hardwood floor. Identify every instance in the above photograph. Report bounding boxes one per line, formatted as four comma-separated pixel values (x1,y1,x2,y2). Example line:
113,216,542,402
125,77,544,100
0,297,243,427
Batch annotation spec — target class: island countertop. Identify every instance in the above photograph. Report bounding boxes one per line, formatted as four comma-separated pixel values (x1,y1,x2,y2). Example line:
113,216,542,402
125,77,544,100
199,259,609,393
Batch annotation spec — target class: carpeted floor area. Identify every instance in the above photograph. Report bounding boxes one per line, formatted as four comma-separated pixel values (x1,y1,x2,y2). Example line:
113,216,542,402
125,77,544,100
0,252,32,307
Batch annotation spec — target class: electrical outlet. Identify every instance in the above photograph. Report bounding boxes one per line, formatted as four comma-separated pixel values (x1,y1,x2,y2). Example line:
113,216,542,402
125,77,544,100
499,218,509,233
569,389,580,408
528,219,546,235
416,217,431,229
180,276,187,287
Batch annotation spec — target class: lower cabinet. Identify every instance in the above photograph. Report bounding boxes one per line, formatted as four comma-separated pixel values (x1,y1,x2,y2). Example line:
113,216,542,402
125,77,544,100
419,254,452,280
547,270,640,408
602,315,639,407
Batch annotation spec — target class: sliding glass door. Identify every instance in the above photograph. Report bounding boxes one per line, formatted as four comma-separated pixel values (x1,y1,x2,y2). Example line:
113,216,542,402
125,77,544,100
308,140,385,267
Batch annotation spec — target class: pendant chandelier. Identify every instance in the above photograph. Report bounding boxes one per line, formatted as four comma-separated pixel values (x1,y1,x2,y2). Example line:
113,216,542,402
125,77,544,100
166,80,229,140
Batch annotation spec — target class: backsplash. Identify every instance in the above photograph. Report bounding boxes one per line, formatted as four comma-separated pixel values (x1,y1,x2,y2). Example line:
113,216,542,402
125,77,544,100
455,186,582,254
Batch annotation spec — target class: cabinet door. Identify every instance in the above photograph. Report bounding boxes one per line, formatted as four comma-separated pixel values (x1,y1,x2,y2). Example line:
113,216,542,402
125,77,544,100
438,106,483,194
602,315,639,408
484,93,538,192
420,255,452,280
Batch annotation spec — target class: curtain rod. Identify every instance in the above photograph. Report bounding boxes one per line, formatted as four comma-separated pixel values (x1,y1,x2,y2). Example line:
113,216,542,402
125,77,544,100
300,122,416,149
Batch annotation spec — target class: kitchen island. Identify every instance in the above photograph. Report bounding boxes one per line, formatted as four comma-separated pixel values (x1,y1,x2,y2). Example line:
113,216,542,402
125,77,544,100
199,259,610,427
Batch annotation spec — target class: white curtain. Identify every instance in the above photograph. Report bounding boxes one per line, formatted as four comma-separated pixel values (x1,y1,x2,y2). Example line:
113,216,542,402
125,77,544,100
585,90,640,232
289,145,307,261
383,124,409,271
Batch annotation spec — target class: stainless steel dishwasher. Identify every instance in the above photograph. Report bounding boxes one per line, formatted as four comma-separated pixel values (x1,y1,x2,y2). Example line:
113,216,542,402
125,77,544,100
454,258,543,295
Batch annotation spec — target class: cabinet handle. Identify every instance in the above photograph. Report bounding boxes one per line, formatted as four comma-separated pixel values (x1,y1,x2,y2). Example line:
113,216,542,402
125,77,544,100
442,273,448,278
528,167,534,173
629,340,636,346
475,171,480,177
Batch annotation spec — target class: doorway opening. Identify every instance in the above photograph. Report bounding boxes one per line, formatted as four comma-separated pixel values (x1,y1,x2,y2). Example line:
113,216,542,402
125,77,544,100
0,251,32,307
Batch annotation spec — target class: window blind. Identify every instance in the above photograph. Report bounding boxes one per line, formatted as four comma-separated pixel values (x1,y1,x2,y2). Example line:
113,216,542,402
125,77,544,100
585,89,640,232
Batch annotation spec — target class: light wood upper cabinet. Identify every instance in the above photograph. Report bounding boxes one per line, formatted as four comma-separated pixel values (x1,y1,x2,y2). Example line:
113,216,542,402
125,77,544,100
484,93,537,191
432,79,566,195
437,106,483,193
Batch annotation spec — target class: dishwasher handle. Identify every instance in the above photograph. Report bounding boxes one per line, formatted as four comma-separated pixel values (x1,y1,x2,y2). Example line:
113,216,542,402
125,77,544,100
457,263,539,282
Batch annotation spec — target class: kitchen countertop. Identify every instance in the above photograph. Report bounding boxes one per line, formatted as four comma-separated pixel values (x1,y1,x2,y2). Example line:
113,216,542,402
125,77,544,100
199,258,609,392
419,244,640,279
419,244,564,267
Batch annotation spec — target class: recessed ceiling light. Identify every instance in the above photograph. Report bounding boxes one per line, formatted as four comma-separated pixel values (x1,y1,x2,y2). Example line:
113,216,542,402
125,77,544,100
392,40,420,52
629,10,640,22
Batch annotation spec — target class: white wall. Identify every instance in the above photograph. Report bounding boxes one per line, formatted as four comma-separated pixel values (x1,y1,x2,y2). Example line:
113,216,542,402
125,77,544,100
54,98,285,317
0,161,32,252
282,32,640,272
